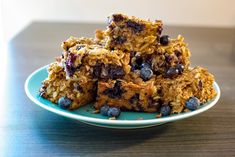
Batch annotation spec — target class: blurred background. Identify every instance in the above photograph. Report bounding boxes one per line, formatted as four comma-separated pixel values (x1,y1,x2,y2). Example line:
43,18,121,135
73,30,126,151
1,0,235,41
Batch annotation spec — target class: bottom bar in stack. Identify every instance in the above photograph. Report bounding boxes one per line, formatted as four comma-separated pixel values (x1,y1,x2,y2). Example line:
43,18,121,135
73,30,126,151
95,67,216,115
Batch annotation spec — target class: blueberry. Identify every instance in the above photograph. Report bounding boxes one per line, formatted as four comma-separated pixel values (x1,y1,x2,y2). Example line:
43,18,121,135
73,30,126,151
76,84,84,93
160,35,170,46
186,97,200,110
176,64,184,74
174,50,182,57
103,80,125,98
129,93,139,104
131,64,139,71
140,67,153,81
108,64,125,79
157,26,163,35
64,53,77,77
198,80,203,90
111,14,124,22
100,105,110,116
114,36,127,44
107,107,121,117
126,20,144,33
58,96,72,109
165,67,179,78
141,62,151,69
160,105,171,116
135,56,143,66
165,54,173,63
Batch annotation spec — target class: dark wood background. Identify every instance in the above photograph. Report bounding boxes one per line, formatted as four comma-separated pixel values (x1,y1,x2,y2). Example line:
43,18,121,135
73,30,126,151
2,22,235,156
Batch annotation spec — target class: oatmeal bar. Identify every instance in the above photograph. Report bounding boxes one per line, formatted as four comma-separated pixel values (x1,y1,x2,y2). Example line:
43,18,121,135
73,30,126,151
130,35,191,76
39,62,96,109
62,41,131,80
95,79,161,112
156,66,217,113
104,13,163,53
95,66,216,114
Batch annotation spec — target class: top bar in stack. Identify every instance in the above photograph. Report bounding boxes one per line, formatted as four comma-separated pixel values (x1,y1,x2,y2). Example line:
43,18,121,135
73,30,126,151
104,13,163,53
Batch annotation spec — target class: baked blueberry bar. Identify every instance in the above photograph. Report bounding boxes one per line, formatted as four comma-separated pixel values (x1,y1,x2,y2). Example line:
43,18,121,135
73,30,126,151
39,62,96,109
130,35,191,78
95,66,216,115
156,66,216,114
95,79,160,112
61,39,131,80
103,13,163,53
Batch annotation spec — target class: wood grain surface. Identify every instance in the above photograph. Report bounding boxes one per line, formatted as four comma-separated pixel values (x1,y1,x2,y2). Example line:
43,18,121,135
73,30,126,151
1,22,235,157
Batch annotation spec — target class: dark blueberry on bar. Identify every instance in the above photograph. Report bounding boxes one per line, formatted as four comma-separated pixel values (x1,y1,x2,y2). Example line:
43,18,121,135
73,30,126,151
160,104,171,116
92,64,102,78
126,20,144,33
103,80,125,98
103,88,113,95
129,93,139,104
114,36,127,44
186,97,200,111
165,67,179,78
64,53,78,77
141,62,151,69
175,64,184,74
198,80,203,90
174,50,182,57
58,96,72,109
165,53,173,63
112,80,125,97
107,107,121,117
160,35,170,46
65,62,76,77
108,65,125,79
135,56,143,66
111,14,124,22
157,26,163,35
140,67,153,81
131,64,139,71
76,84,84,93
100,105,110,116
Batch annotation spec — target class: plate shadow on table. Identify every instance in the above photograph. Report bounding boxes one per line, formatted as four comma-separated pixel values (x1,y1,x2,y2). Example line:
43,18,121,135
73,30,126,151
31,110,169,155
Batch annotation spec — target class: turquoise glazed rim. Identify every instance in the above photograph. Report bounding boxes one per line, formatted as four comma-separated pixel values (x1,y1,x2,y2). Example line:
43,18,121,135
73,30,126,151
25,65,220,129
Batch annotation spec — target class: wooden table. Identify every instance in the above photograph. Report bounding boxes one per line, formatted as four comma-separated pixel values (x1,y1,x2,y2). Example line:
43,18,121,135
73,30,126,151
2,22,235,156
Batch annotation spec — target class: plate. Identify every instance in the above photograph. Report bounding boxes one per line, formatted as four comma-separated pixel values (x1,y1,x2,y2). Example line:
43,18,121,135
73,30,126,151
25,65,220,129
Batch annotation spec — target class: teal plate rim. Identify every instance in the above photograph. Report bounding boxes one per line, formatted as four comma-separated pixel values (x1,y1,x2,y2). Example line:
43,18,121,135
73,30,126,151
25,65,221,126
